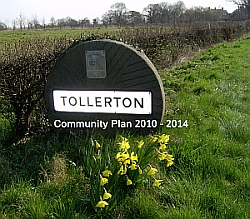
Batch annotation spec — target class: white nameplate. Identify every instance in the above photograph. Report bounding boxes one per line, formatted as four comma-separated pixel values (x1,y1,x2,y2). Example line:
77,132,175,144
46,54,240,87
53,90,152,114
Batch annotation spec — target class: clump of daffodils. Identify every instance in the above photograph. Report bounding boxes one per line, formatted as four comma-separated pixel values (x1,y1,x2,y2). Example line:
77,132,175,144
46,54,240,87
95,171,113,210
115,137,143,185
152,134,174,168
91,134,174,210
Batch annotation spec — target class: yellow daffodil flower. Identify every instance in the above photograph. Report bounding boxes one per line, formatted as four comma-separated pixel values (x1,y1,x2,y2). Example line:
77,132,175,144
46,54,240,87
121,136,128,142
157,134,170,144
156,149,174,165
100,176,108,186
137,140,144,148
91,138,95,147
115,152,122,160
96,200,109,208
102,170,112,177
150,135,158,142
130,152,138,162
166,159,174,167
127,178,133,185
116,151,130,163
118,164,127,175
91,139,101,149
138,166,143,174
153,179,163,187
95,141,101,149
103,189,112,200
147,166,158,175
165,154,174,162
118,137,130,151
129,163,137,170
123,157,131,165
156,149,169,161
159,143,167,151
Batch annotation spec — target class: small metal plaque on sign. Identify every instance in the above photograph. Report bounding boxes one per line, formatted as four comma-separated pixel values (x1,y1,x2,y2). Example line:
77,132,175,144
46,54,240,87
86,50,106,78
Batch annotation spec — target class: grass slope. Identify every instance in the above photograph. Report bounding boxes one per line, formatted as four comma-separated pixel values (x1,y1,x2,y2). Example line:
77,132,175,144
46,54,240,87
159,36,250,218
0,37,250,218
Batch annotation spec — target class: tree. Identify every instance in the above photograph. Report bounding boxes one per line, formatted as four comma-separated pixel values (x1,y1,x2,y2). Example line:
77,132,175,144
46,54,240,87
110,2,128,27
57,18,65,28
65,17,78,28
0,22,7,30
12,20,17,30
49,17,56,28
127,11,144,25
79,17,90,28
42,17,46,29
169,1,186,26
102,10,115,26
93,17,100,27
143,1,186,25
159,2,172,24
17,13,26,30
143,4,162,24
182,7,205,23
228,0,250,19
230,5,248,20
31,14,40,29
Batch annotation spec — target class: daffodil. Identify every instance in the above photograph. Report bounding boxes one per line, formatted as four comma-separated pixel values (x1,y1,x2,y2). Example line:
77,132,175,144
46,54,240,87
121,136,128,142
123,157,131,165
91,138,95,147
153,179,163,187
127,178,133,185
156,149,169,161
147,166,158,175
165,154,174,162
115,152,122,160
91,139,101,149
137,140,144,148
116,151,130,164
118,137,130,151
138,166,143,174
130,152,138,162
129,163,137,170
150,135,158,143
118,164,127,175
95,141,101,149
159,143,167,151
157,134,170,144
166,159,174,167
102,170,112,177
103,189,112,200
96,200,109,208
156,149,174,165
100,176,108,186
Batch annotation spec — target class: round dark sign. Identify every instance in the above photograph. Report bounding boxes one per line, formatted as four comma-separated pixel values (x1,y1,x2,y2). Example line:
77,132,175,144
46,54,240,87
44,39,165,132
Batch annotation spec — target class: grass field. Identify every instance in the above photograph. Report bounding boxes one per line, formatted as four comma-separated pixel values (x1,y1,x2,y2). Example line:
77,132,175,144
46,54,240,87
0,32,250,218
0,28,121,48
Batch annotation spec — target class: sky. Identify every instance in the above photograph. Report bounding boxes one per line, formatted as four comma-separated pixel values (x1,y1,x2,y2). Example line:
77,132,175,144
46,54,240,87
0,0,238,26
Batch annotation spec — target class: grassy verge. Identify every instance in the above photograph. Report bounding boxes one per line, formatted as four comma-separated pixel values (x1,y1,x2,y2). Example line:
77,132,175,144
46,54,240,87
159,36,250,218
0,36,250,218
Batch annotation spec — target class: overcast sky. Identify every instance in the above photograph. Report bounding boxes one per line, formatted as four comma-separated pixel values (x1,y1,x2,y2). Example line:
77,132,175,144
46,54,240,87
0,0,237,26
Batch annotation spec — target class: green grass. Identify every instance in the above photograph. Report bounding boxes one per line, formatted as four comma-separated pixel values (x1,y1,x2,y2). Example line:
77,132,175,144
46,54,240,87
1,36,250,218
158,36,250,218
0,28,121,48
